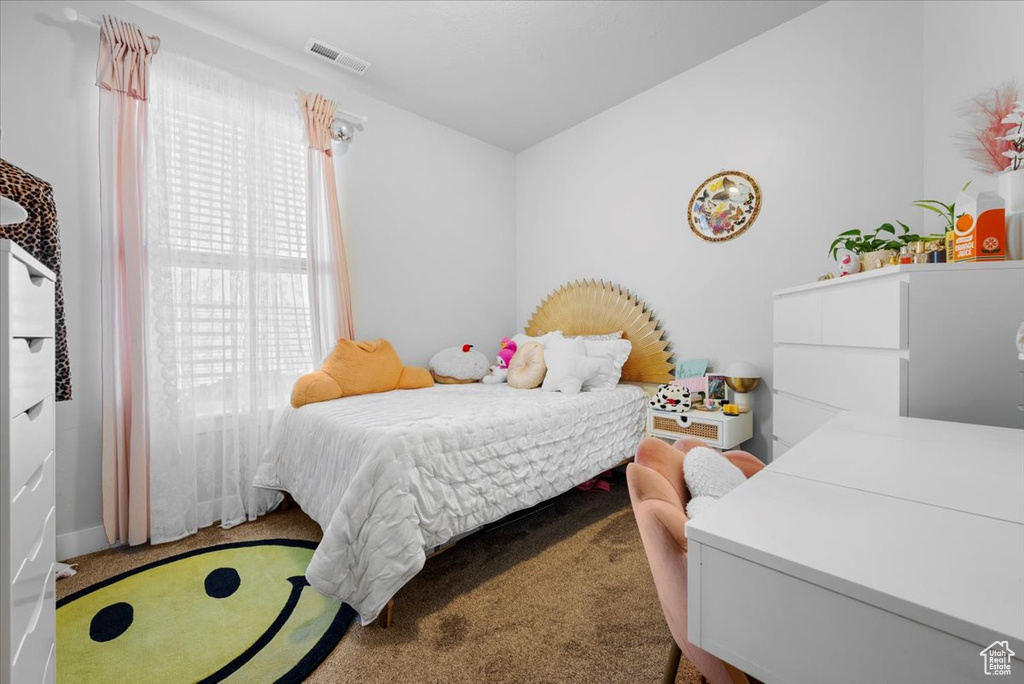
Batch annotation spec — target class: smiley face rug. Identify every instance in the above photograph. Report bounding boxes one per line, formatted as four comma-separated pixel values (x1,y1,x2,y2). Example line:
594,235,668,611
57,540,354,684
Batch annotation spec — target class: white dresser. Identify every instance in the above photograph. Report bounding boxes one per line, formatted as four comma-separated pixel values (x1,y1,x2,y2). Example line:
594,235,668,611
772,261,1024,459
1,240,57,684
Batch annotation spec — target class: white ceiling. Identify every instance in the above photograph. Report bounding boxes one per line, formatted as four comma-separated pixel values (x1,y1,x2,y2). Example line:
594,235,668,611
134,1,823,152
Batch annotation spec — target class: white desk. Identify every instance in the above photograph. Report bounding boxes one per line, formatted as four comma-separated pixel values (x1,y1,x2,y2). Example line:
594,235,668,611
686,412,1024,684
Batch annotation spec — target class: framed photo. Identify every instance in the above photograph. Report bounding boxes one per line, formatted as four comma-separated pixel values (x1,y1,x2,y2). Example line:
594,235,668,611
705,373,727,403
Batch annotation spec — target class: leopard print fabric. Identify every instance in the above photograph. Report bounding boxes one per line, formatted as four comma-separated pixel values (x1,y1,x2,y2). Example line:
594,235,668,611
1,158,72,401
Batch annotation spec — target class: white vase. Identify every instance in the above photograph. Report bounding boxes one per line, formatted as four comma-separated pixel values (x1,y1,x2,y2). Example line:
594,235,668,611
1000,169,1024,260
998,168,1024,212
1007,212,1024,261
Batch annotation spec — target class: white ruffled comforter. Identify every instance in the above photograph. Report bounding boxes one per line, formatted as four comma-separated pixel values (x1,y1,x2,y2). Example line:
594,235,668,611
254,383,646,624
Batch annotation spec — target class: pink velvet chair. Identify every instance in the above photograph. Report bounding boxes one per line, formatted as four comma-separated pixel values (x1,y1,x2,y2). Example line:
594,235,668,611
627,436,764,684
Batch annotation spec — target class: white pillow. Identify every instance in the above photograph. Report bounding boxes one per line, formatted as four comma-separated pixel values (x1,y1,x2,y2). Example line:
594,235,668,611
582,339,631,391
541,337,601,394
685,495,719,520
566,332,623,340
512,331,563,349
683,446,746,500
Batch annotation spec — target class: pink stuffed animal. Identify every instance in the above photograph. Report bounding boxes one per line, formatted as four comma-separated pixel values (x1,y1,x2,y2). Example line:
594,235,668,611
482,337,519,384
497,337,518,369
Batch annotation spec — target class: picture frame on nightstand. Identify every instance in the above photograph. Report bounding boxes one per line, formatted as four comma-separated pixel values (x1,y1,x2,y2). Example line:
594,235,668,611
706,373,727,403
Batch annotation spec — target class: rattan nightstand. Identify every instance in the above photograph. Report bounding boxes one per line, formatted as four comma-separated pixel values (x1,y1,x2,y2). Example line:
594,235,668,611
647,408,753,450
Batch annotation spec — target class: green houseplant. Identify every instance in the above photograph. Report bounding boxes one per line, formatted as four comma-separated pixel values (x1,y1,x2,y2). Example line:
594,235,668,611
912,181,972,237
828,222,920,269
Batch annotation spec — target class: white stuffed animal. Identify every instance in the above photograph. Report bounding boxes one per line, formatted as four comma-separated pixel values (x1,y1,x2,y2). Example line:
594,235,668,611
838,252,861,276
482,365,508,384
429,344,489,383
649,384,692,412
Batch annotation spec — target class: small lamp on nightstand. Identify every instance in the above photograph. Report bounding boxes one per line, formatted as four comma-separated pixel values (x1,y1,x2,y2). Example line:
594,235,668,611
725,361,761,413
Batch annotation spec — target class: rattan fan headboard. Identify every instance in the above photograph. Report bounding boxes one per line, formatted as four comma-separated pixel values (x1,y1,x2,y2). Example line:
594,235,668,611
523,280,674,384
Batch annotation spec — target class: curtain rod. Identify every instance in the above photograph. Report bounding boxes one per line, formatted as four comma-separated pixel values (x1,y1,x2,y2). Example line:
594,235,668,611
62,6,100,29
61,6,369,125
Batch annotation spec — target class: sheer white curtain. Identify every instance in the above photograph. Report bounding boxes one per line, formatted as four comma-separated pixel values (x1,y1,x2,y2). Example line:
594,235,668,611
145,51,313,543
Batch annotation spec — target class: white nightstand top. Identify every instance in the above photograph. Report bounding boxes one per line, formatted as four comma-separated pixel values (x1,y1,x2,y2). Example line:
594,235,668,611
648,407,752,422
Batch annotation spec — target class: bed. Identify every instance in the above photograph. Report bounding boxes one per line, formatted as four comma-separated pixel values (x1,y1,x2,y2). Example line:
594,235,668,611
254,280,674,624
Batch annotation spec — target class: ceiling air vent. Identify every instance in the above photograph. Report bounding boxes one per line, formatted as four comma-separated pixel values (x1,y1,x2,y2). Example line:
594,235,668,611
304,38,371,75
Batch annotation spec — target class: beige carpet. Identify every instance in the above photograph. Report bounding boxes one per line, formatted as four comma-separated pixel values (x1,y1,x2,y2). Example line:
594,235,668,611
59,472,701,684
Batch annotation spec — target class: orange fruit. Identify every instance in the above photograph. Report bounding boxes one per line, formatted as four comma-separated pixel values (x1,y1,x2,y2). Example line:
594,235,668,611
956,213,974,233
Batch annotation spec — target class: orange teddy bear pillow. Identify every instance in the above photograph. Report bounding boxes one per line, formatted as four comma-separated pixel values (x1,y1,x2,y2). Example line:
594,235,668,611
290,338,433,408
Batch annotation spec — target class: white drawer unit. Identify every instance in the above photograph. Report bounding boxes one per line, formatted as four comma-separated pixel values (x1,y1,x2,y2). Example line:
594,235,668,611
648,408,753,450
773,393,838,450
9,399,53,490
7,255,55,339
773,345,906,416
773,276,907,349
9,339,55,419
772,262,1024,449
1,240,57,684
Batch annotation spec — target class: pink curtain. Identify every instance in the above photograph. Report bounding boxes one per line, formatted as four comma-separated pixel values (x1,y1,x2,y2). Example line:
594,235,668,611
299,91,356,359
97,15,159,546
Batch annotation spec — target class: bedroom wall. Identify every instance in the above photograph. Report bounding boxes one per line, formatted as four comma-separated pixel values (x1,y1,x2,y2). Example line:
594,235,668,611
2,0,1015,555
514,1,928,461
0,0,516,556
920,1,1024,231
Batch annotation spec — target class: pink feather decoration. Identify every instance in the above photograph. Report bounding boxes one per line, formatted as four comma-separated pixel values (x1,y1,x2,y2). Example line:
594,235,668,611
957,82,1019,174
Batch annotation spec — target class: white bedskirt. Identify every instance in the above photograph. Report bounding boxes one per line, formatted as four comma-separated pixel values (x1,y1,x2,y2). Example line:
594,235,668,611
254,383,646,624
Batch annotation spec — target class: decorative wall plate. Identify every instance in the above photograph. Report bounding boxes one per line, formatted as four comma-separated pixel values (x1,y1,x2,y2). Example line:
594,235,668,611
687,170,762,242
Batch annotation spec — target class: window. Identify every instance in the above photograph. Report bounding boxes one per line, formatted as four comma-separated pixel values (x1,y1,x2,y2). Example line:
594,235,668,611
146,53,313,419
146,51,316,541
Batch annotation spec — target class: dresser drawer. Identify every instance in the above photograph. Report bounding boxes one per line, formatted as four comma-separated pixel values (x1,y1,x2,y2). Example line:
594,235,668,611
7,254,55,339
10,398,54,491
10,508,55,652
819,277,907,350
691,543,993,684
649,410,753,450
10,453,55,569
773,291,821,344
11,626,55,684
11,502,55,586
8,337,54,417
9,553,55,684
651,410,725,447
774,345,906,415
773,393,839,447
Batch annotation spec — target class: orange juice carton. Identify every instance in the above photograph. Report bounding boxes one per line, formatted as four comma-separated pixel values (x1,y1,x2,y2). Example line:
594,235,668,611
953,191,1005,262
